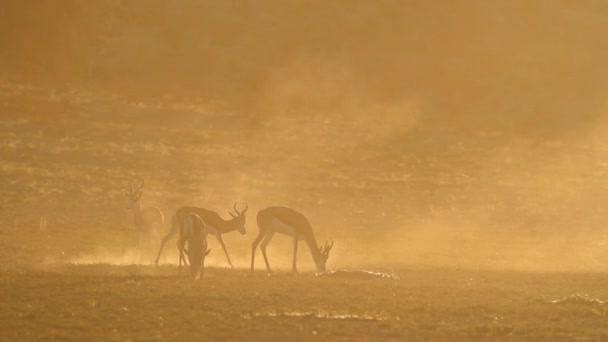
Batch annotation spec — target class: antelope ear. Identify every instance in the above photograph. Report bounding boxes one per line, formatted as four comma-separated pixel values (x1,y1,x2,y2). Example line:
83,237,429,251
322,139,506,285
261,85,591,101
205,249,212,256
227,210,237,218
122,189,129,195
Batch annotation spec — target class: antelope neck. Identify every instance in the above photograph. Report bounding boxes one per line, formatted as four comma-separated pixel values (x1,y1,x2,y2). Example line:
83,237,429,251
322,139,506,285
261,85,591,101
133,198,143,210
208,217,239,234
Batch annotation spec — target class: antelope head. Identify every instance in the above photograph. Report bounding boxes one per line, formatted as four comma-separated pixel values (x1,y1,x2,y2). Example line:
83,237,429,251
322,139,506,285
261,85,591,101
123,177,144,210
187,215,212,280
227,202,248,235
314,240,334,272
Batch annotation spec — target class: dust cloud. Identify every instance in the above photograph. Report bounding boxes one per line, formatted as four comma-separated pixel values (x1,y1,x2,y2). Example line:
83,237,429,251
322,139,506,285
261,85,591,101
2,1,608,273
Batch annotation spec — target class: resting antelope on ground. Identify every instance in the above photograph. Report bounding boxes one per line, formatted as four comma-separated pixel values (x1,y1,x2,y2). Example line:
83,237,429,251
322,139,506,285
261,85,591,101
123,177,164,262
155,203,248,267
251,206,333,273
178,213,211,280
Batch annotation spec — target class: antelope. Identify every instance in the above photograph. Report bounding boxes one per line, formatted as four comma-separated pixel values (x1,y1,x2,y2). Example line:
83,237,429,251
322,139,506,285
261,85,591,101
123,177,164,262
251,206,333,273
178,213,211,280
155,203,248,267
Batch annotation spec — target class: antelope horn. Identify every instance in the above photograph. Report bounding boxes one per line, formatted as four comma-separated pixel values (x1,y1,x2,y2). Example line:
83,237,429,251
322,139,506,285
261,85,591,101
322,240,334,254
130,176,144,192
233,202,248,216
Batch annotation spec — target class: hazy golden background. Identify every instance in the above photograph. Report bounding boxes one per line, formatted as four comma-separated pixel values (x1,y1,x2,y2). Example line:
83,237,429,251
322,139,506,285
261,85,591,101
2,0,608,271
5,1,608,340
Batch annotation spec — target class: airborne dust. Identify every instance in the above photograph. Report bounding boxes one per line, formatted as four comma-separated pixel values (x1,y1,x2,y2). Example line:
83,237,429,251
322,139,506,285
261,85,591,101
2,1,608,274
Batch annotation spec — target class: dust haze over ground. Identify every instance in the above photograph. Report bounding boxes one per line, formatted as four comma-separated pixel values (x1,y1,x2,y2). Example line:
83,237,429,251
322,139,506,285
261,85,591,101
2,0,608,271
3,1,608,339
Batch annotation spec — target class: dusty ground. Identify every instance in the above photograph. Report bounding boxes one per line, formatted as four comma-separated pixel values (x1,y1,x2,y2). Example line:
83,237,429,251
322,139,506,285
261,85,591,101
3,266,608,340
2,82,608,340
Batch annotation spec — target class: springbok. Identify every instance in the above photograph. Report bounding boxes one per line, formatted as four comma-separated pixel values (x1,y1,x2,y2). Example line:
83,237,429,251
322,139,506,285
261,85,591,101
123,177,164,262
251,206,333,273
155,203,248,267
178,213,211,280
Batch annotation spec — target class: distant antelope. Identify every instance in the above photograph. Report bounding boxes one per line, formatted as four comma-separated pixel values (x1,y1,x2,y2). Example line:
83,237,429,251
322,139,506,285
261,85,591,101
123,177,164,262
178,213,211,280
155,203,248,267
251,206,333,273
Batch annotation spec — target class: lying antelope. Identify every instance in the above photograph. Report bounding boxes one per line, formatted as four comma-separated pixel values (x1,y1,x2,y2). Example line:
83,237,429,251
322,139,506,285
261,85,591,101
178,213,211,280
123,177,164,262
155,203,248,267
251,206,333,273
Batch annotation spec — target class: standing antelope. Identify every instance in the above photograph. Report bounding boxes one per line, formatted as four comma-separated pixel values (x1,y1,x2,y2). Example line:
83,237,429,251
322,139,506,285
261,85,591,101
123,177,164,263
155,203,248,267
178,213,211,280
251,206,333,273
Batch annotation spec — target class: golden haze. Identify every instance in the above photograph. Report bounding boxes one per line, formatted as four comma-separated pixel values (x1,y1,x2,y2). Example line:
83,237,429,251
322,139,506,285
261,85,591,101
1,1,608,339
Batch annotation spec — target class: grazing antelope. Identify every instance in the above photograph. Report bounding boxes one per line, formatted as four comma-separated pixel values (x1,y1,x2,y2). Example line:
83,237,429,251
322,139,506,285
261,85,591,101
155,203,248,267
178,213,211,280
123,177,164,262
251,206,333,273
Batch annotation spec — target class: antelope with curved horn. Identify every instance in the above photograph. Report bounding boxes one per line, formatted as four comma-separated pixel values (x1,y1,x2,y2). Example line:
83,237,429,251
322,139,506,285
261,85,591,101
155,203,248,267
178,213,211,280
251,206,333,273
123,177,164,263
